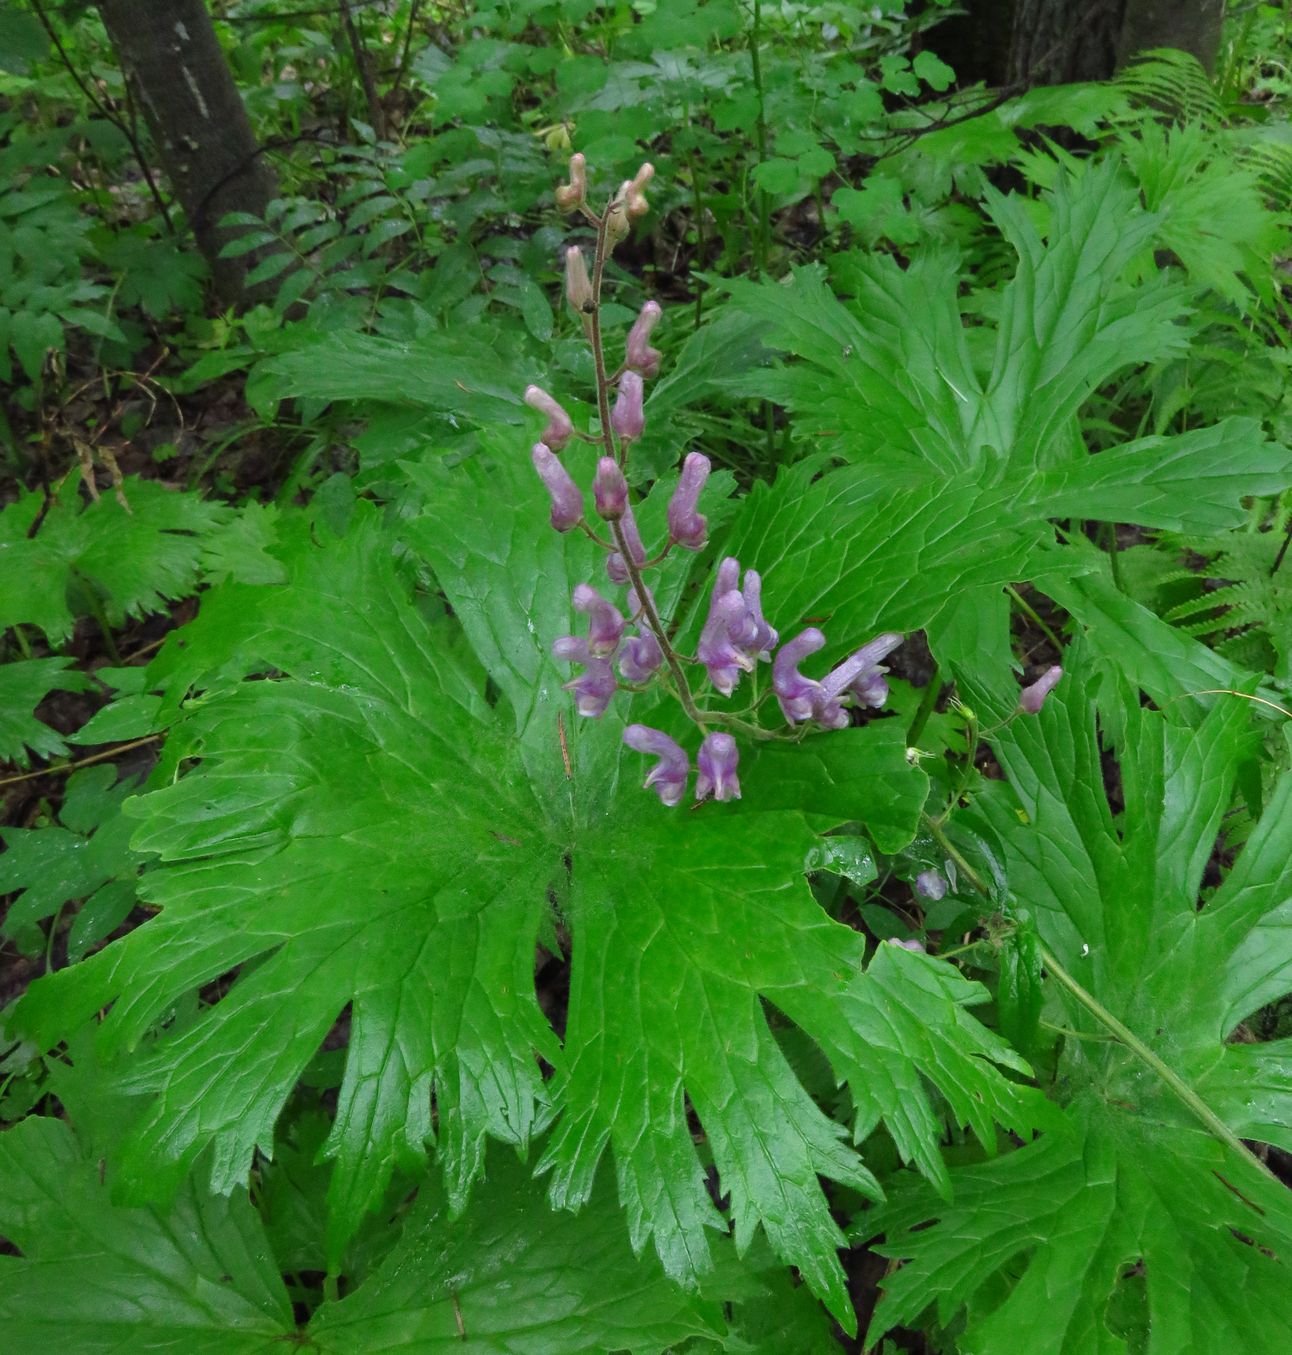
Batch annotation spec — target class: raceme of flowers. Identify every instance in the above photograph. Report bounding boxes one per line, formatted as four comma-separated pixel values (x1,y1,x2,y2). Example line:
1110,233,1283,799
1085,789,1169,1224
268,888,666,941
527,156,1063,806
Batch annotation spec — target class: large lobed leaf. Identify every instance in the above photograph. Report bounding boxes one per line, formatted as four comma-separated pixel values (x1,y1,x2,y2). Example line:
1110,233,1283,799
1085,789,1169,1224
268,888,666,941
863,663,1292,1352
15,452,1037,1331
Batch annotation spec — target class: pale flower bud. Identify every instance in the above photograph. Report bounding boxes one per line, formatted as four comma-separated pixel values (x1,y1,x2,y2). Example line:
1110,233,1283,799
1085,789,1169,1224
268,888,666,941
565,246,594,314
625,162,654,217
531,442,582,532
611,371,645,443
555,152,587,212
593,457,628,520
1019,665,1063,714
524,385,574,451
625,300,662,377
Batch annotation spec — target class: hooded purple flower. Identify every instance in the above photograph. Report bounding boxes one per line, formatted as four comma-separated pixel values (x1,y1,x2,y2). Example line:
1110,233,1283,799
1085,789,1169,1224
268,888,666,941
698,591,756,695
611,371,645,442
1019,664,1063,714
695,732,741,802
813,632,903,727
914,869,947,901
888,938,926,953
625,300,662,378
618,631,663,683
524,385,574,451
773,628,827,723
667,452,710,550
607,504,647,584
593,457,628,521
623,723,688,805
850,669,890,709
572,583,625,657
739,571,778,659
532,443,582,532
552,636,617,718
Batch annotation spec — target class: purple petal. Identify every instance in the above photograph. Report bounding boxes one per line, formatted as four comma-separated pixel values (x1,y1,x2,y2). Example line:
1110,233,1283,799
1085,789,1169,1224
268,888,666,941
818,633,904,704
698,590,755,696
667,451,710,550
623,723,689,805
914,869,947,901
850,669,890,709
739,571,778,658
1019,664,1063,714
695,732,741,802
607,504,647,584
532,443,582,532
888,938,926,953
618,631,663,683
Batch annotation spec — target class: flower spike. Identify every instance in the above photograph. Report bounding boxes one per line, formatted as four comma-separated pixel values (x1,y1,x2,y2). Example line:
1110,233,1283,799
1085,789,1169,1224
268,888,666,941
624,724,689,806
531,443,582,532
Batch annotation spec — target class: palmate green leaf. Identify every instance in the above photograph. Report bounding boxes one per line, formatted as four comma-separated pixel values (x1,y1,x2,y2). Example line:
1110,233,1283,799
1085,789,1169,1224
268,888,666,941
0,1116,293,1355
0,655,91,765
16,454,1040,1332
863,666,1292,1353
0,478,228,644
713,159,1292,648
0,1117,746,1355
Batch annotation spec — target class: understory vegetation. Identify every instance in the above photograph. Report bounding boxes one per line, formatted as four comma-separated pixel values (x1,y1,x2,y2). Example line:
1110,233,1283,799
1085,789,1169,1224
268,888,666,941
5,2,1292,1351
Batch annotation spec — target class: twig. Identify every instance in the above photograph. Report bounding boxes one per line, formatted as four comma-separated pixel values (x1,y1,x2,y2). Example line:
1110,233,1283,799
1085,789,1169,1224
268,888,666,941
0,736,160,790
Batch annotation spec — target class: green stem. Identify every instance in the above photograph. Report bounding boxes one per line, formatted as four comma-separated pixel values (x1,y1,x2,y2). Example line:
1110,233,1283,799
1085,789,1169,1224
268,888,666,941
1007,585,1064,654
922,813,1280,1182
748,0,770,278
906,664,942,747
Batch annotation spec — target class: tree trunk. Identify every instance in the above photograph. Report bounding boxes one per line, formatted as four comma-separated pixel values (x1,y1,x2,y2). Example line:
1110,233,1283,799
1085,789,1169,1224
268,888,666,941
1008,0,1126,86
97,0,278,305
1117,0,1226,73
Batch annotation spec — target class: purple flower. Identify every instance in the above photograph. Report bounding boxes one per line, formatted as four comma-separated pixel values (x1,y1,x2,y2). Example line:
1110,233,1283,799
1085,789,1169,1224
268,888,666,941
693,588,752,693
773,628,827,723
552,635,617,717
814,632,904,727
531,443,583,532
667,452,710,550
572,583,625,657
611,371,645,442
695,732,741,802
850,669,889,709
606,504,646,584
524,385,574,451
565,246,593,313
593,457,628,521
888,938,926,953
1019,664,1063,714
624,723,688,806
618,631,663,683
625,300,662,378
914,869,947,901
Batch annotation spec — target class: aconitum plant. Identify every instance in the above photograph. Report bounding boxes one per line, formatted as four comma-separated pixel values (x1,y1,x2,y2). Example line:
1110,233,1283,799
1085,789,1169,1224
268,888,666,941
527,155,905,804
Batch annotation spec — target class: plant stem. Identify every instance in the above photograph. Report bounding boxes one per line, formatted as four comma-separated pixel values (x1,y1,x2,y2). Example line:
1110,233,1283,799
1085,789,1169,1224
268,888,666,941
748,0,770,278
922,813,1281,1182
906,664,942,747
0,736,160,790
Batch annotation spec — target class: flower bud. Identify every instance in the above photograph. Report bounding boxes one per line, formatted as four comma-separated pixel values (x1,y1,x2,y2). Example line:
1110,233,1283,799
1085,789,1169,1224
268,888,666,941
572,583,625,657
667,452,710,550
611,371,645,443
625,300,662,378
565,246,594,314
606,504,646,584
624,723,689,806
696,732,741,802
888,938,927,953
593,456,628,521
524,385,574,451
555,152,587,213
914,869,947,901
1019,664,1063,714
625,162,654,217
531,442,582,532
